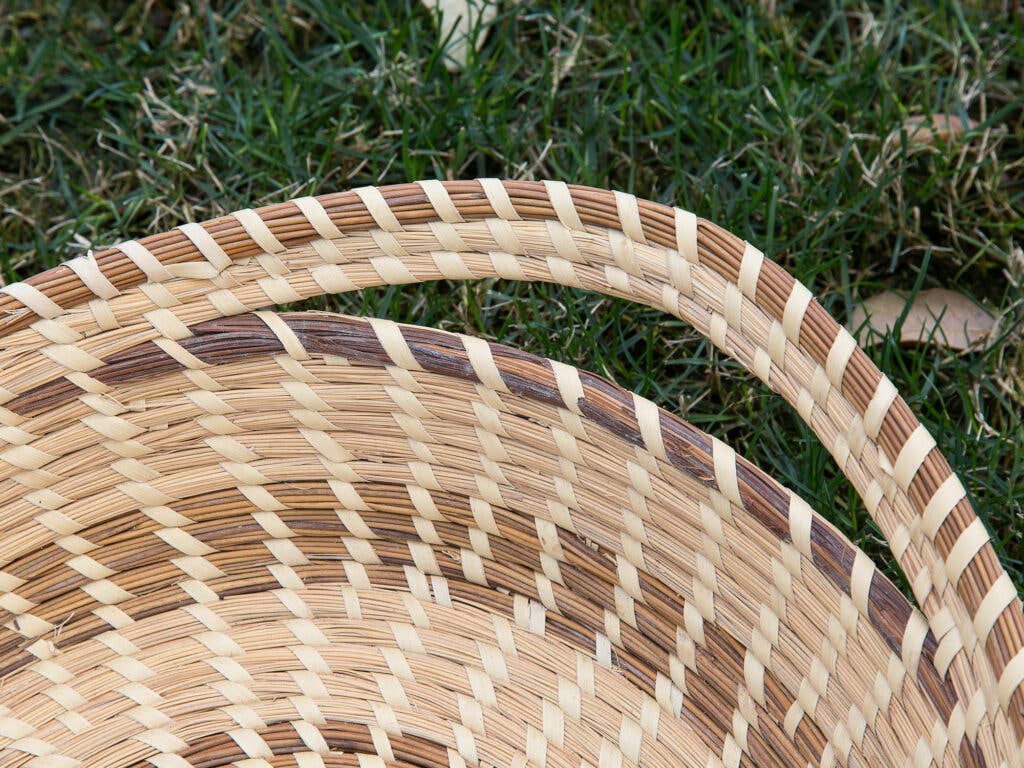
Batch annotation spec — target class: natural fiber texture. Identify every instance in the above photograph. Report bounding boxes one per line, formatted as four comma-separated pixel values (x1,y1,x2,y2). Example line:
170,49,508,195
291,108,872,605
0,180,1020,768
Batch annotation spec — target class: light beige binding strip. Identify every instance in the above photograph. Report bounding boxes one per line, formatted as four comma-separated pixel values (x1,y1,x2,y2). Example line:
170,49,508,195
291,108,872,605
549,359,584,415
478,177,522,221
788,495,813,558
206,287,249,318
253,311,310,362
850,550,875,615
724,282,743,331
863,377,899,441
922,474,967,541
65,252,119,300
418,180,464,224
0,281,64,319
543,181,585,232
21,317,78,346
633,393,668,462
782,281,813,344
945,518,989,588
353,186,403,232
151,336,210,371
1000,649,1024,710
143,307,192,341
767,321,787,371
975,575,1017,647
675,208,698,264
825,329,858,390
293,196,344,240
711,438,743,510
460,334,511,393
178,222,233,270
88,296,120,332
366,317,423,372
232,210,286,255
614,192,646,244
116,238,173,283
901,611,929,681
893,424,937,492
737,243,764,301
368,253,416,286
39,343,104,372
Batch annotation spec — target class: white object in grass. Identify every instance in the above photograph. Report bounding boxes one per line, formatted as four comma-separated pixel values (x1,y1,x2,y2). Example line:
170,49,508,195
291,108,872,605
423,0,498,71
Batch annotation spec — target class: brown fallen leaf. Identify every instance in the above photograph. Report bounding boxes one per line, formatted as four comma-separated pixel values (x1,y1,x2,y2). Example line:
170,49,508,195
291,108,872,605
901,114,977,147
849,288,995,350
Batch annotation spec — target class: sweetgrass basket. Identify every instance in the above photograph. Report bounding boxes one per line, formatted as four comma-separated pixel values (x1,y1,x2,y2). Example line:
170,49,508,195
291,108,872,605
0,180,1020,768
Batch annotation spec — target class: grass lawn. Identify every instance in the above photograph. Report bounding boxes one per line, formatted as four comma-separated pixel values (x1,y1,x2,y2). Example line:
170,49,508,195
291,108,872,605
1,1,1022,595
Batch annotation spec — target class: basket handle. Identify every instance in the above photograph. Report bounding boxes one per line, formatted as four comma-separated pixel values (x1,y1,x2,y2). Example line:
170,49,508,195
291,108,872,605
1,178,1021,736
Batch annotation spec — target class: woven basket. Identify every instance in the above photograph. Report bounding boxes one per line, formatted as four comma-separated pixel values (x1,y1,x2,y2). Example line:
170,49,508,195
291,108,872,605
0,180,1020,768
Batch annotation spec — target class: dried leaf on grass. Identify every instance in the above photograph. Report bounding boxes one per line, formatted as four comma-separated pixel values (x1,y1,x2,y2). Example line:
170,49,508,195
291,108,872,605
850,288,995,350
423,0,498,71
865,113,982,185
900,114,977,147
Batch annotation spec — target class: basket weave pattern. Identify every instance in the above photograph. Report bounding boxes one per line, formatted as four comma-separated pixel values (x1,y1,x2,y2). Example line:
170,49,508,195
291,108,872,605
0,180,1021,767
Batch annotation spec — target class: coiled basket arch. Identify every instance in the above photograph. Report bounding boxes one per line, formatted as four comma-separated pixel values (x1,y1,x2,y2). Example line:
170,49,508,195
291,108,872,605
0,180,1020,767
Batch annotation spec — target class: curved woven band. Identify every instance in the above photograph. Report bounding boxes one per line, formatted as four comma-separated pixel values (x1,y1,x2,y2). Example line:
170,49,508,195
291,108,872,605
0,180,1021,762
